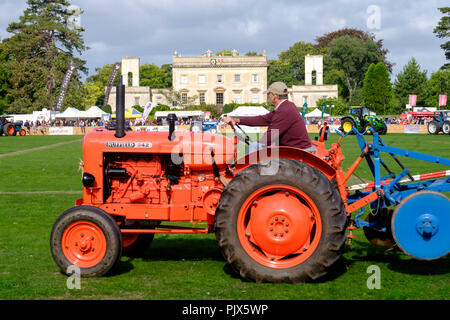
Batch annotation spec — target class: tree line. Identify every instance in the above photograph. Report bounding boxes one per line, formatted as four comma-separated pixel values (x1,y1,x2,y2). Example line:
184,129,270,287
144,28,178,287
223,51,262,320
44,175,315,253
0,1,448,116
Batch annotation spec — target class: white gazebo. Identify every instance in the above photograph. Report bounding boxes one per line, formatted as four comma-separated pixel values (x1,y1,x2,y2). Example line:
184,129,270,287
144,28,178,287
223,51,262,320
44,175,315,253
55,107,82,120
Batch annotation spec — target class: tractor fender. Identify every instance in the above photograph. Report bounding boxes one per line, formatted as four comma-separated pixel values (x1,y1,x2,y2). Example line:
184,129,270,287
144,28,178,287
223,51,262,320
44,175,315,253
234,146,336,181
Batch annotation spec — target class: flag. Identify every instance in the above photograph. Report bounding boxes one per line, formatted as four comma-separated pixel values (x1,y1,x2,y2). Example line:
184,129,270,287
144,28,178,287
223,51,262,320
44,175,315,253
143,102,153,120
103,63,121,108
439,94,447,106
321,103,326,118
302,102,307,118
409,94,417,107
55,61,76,111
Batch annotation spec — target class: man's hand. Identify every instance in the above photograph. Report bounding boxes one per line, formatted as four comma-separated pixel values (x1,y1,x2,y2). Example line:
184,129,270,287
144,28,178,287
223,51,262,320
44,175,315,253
223,117,239,125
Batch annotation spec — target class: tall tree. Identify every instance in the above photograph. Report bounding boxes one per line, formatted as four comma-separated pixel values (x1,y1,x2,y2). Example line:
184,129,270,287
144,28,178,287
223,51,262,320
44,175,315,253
424,71,450,108
3,0,88,113
328,35,384,104
316,28,392,72
268,42,322,86
140,63,172,88
433,7,450,70
393,58,428,107
362,62,393,114
0,41,11,114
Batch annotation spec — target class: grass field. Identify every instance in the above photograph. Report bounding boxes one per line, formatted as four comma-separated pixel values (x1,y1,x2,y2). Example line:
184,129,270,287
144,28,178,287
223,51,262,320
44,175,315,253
0,133,448,300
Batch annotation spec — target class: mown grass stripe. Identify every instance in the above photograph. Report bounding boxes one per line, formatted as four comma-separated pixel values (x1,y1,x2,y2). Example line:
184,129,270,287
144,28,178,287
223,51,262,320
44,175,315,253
0,139,82,158
0,191,81,195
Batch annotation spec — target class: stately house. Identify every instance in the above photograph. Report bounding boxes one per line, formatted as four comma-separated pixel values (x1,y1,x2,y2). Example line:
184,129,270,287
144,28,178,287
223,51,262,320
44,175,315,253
108,52,337,112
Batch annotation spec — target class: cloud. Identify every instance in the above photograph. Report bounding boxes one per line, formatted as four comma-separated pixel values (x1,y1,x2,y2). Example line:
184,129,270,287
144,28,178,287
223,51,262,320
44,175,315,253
0,0,448,79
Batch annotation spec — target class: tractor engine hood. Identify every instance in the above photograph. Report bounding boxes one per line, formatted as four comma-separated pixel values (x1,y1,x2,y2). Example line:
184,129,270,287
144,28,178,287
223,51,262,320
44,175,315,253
83,129,236,171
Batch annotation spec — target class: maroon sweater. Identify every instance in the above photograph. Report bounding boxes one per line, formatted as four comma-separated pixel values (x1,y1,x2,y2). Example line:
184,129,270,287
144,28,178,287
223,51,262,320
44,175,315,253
239,100,312,149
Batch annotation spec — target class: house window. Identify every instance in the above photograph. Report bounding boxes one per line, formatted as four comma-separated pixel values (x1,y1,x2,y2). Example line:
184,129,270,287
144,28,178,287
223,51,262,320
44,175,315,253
252,74,258,83
157,97,162,105
181,93,187,104
181,75,188,84
198,75,206,84
217,74,223,83
234,93,241,104
252,93,259,103
216,92,224,105
199,93,205,104
134,97,140,106
234,74,240,83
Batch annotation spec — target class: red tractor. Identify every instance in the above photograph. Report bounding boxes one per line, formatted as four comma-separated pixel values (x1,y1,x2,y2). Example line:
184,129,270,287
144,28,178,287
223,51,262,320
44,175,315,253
50,79,449,283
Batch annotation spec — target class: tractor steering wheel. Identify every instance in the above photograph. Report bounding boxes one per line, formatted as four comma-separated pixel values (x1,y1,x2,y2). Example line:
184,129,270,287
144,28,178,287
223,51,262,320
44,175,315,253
229,122,253,145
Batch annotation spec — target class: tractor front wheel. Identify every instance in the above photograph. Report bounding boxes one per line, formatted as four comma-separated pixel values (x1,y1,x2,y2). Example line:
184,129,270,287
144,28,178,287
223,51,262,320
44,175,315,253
442,121,450,135
215,159,347,283
341,119,355,134
50,206,122,277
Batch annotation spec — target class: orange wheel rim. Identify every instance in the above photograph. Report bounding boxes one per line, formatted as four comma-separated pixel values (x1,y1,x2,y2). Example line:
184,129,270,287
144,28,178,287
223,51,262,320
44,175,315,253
62,221,107,268
7,126,14,135
237,185,322,269
122,233,139,248
20,129,26,136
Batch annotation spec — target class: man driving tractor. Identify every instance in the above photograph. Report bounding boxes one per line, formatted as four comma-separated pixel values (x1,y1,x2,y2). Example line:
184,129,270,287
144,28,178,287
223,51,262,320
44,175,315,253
223,81,315,153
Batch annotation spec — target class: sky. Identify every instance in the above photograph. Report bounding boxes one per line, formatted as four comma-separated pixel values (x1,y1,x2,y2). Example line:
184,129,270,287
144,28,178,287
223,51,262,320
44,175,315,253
0,0,448,81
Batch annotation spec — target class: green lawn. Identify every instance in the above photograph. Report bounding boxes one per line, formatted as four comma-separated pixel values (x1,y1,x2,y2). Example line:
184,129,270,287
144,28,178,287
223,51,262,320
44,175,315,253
0,133,448,300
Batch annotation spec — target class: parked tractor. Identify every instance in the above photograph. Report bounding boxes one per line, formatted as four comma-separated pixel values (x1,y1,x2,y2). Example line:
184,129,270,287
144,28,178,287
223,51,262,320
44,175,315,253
0,116,26,136
340,106,387,135
427,110,450,135
190,120,218,134
50,79,449,283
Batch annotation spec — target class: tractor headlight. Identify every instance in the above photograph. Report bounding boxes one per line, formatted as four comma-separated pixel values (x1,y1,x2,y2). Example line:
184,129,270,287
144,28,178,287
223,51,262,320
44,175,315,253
82,173,95,187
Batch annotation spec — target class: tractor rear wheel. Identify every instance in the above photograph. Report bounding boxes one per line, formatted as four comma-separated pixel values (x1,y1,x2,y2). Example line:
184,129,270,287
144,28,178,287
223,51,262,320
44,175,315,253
427,120,441,134
3,123,14,136
442,121,450,135
122,233,154,256
215,158,347,283
50,206,122,277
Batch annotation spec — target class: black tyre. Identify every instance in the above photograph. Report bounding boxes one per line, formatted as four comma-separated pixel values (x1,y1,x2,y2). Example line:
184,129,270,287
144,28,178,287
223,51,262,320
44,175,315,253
364,123,375,135
379,123,387,135
427,120,441,135
122,233,154,256
190,123,202,132
50,206,122,277
341,118,355,134
442,120,450,135
215,158,347,283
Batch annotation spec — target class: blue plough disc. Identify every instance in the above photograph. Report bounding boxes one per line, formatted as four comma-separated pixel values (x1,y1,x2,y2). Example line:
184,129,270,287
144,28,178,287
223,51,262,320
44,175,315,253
392,191,450,260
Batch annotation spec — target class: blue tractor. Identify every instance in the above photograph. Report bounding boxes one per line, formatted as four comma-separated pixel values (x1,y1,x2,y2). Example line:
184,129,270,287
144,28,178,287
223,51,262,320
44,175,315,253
190,120,218,134
427,110,450,135
0,116,26,136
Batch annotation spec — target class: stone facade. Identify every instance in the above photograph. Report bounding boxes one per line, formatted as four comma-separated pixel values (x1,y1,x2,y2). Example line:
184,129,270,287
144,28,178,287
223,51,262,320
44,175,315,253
172,50,268,107
107,53,337,112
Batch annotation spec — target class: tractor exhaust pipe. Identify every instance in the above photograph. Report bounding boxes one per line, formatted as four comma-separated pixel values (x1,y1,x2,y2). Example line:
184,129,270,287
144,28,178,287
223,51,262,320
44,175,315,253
115,75,126,138
167,113,177,141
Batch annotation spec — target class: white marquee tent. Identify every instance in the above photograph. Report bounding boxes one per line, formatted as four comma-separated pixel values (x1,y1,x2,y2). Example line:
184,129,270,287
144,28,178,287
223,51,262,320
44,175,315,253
224,106,270,117
304,108,330,118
